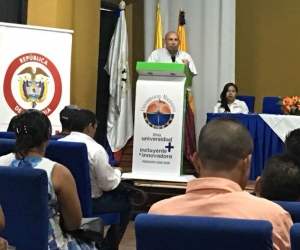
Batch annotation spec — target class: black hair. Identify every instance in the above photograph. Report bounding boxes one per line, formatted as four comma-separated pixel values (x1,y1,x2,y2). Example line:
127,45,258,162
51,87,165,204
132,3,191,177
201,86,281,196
71,109,97,133
285,128,300,158
7,115,17,132
60,107,79,131
198,117,253,171
219,83,238,112
260,153,300,201
14,109,52,159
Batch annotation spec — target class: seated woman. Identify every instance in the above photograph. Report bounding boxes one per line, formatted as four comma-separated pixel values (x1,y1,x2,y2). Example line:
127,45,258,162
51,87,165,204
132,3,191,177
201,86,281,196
0,205,8,250
0,110,97,250
214,83,249,114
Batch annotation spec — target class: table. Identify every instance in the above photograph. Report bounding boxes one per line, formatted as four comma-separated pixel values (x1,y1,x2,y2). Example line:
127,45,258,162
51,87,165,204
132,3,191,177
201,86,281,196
207,113,287,180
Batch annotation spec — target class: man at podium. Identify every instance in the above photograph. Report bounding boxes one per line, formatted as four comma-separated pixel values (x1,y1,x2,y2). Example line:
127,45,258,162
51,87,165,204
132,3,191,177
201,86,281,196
147,31,197,75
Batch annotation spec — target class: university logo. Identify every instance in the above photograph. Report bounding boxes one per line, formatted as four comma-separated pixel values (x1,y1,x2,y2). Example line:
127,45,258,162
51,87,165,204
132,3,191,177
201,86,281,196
3,53,62,116
143,99,174,129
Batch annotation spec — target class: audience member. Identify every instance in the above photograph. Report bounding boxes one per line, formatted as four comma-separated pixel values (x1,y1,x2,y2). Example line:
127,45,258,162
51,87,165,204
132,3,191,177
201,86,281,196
254,153,300,201
285,128,300,158
0,109,96,249
58,105,80,135
59,109,132,250
214,83,249,114
149,117,292,250
6,116,16,132
0,205,8,250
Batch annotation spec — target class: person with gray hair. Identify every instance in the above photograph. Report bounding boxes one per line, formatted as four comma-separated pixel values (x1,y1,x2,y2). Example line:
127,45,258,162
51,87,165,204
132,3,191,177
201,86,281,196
149,117,292,250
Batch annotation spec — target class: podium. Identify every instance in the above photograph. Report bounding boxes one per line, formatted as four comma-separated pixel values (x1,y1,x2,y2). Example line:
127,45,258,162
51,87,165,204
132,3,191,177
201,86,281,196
122,62,196,182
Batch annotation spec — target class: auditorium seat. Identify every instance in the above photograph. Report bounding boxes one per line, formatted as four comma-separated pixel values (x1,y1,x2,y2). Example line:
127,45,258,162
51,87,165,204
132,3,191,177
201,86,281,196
291,223,300,250
45,141,120,249
135,214,273,250
262,96,283,114
237,95,255,113
273,200,300,223
0,167,48,249
0,131,15,139
0,131,65,140
0,138,14,156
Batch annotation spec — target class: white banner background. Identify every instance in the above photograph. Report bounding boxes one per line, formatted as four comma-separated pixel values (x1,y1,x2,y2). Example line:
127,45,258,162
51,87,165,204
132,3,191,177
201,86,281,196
0,22,72,133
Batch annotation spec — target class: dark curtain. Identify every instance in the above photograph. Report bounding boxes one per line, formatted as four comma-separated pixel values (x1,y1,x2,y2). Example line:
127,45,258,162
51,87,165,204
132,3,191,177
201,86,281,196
95,2,119,146
0,0,27,24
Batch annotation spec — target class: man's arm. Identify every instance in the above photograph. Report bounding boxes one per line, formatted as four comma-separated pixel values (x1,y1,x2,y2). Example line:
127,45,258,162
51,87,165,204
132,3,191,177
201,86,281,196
184,54,197,76
93,150,121,191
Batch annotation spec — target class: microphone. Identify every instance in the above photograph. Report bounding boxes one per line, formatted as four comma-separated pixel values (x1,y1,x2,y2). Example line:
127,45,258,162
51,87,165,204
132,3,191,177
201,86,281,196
171,55,176,63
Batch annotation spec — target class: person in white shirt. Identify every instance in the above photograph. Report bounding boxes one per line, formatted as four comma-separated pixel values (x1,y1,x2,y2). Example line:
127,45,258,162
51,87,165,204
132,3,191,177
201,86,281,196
214,83,249,114
148,31,197,75
58,109,132,250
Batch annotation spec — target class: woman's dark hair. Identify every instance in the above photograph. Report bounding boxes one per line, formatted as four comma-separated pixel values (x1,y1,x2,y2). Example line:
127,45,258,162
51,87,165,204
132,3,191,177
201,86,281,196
14,109,52,158
219,83,238,112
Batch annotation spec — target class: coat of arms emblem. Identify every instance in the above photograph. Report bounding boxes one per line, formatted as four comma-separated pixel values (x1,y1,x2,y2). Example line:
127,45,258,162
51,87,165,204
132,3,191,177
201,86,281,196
18,67,49,108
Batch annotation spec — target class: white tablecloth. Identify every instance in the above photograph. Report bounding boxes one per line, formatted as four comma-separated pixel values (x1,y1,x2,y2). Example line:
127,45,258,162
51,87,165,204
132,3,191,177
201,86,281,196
259,114,300,142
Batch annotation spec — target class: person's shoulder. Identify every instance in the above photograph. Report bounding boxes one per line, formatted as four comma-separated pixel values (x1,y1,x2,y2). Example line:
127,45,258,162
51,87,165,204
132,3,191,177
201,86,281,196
0,153,15,165
242,192,290,215
235,99,246,104
41,157,56,166
179,50,192,57
149,194,185,214
57,135,69,141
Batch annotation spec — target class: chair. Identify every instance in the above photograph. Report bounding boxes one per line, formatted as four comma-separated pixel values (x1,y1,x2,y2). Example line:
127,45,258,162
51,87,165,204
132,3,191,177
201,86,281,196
0,132,65,140
0,131,15,139
237,95,255,113
0,138,15,156
0,167,48,250
0,139,120,248
262,96,283,114
50,134,66,140
45,141,120,249
291,223,300,250
272,200,300,223
135,214,273,250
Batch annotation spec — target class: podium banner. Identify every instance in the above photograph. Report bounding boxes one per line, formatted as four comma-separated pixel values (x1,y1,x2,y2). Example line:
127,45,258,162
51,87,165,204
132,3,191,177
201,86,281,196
0,22,73,133
132,75,186,176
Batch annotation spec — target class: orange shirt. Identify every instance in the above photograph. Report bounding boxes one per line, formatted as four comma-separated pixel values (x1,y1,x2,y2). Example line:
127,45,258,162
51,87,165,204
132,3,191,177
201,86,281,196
149,177,292,250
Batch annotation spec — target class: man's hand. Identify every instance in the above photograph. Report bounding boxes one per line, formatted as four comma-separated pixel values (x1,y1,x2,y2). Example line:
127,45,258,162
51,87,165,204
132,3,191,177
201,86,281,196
0,238,8,250
114,167,123,173
182,59,189,68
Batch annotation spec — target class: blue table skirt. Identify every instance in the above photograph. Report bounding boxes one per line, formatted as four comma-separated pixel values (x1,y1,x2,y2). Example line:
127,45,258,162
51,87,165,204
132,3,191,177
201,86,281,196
206,113,285,180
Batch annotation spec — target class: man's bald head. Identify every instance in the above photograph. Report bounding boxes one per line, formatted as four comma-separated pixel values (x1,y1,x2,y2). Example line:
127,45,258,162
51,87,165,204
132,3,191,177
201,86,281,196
165,31,179,40
198,117,253,171
164,31,180,55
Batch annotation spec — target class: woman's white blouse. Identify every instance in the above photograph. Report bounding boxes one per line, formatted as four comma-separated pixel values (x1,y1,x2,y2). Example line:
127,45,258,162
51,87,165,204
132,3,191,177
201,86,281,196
213,99,249,114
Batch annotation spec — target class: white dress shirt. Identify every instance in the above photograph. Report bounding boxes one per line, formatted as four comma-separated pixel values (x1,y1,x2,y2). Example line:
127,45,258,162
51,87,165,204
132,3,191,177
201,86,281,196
148,48,197,75
214,99,249,114
58,132,121,198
